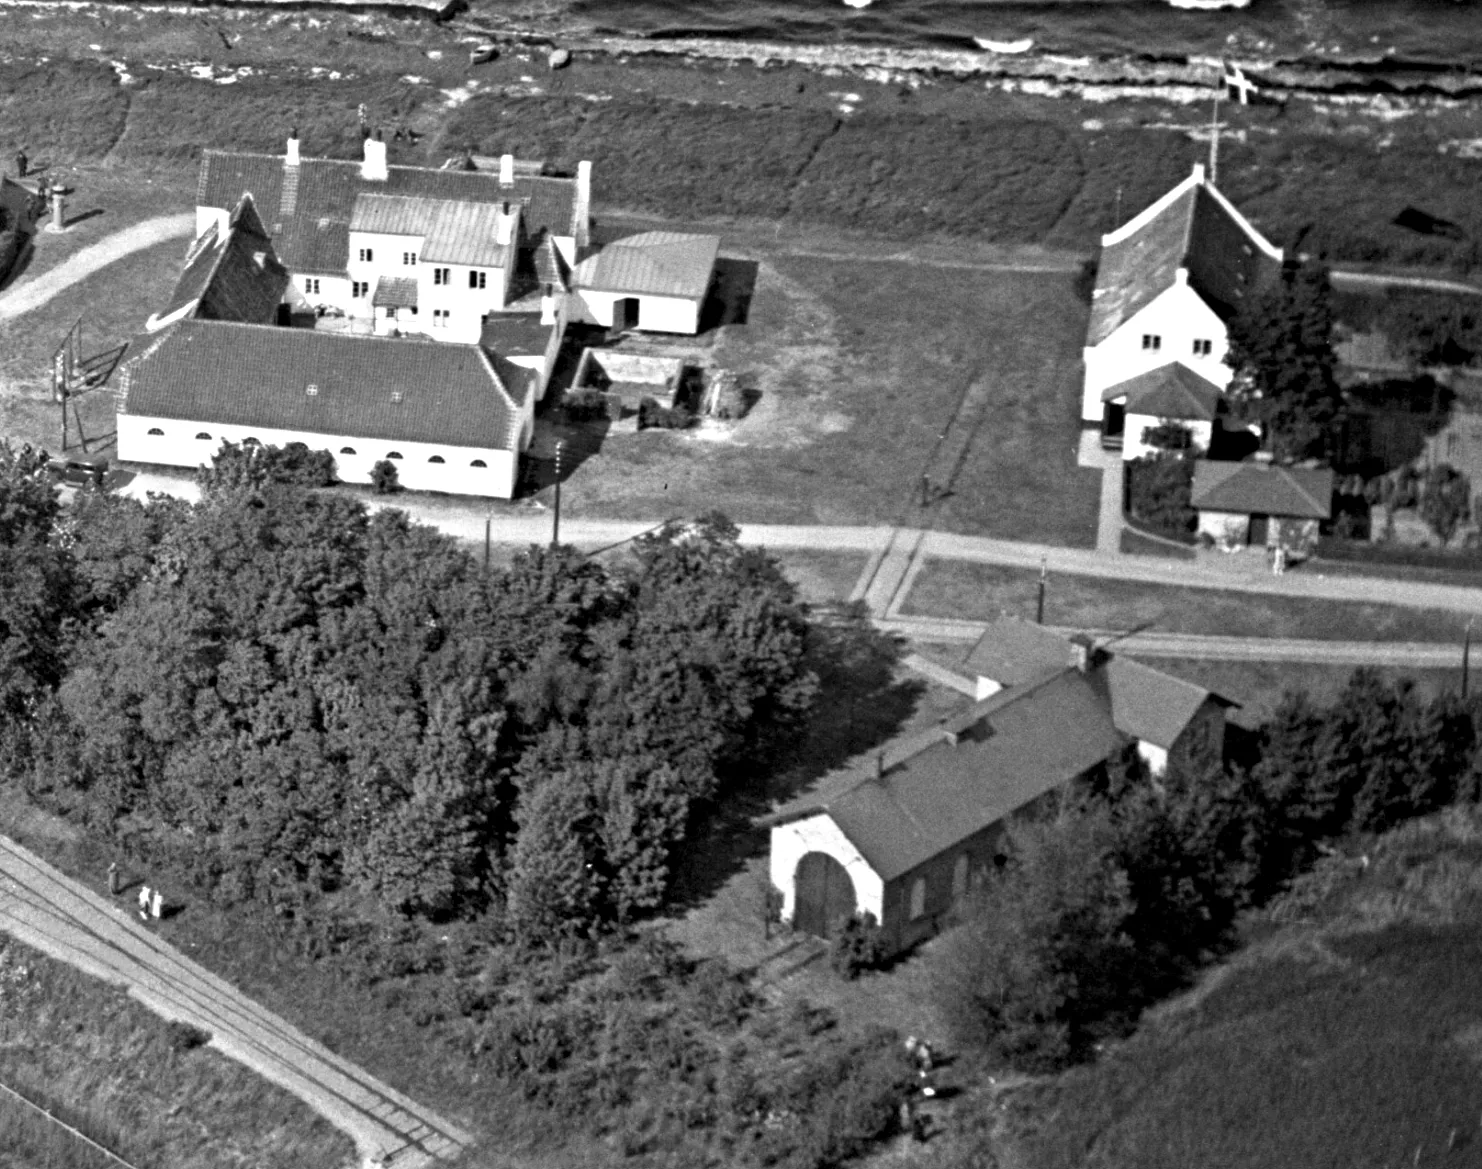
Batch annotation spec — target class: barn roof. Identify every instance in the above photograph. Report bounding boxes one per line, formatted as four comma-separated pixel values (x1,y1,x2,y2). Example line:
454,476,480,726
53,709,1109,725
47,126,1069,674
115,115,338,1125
766,668,1126,881
571,232,719,300
1086,165,1282,348
120,320,532,452
1191,460,1334,519
961,617,1072,688
198,149,579,275
1100,362,1224,421
149,194,289,330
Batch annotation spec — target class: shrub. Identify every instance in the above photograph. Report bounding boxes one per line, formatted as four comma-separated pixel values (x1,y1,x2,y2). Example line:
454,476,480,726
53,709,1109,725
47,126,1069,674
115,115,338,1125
829,911,887,980
1126,453,1197,536
1141,419,1196,453
0,228,20,286
165,1020,211,1052
637,397,694,431
1420,463,1471,546
197,441,336,495
563,389,612,422
370,458,400,494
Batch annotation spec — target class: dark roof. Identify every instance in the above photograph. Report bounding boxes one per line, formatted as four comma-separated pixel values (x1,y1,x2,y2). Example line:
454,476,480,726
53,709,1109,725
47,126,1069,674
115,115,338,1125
1191,460,1334,519
1087,169,1282,347
198,150,580,275
479,312,556,357
571,232,719,299
151,195,289,329
121,320,532,452
534,233,570,294
961,617,1072,687
768,669,1126,881
372,276,418,308
1100,362,1224,421
1104,656,1232,751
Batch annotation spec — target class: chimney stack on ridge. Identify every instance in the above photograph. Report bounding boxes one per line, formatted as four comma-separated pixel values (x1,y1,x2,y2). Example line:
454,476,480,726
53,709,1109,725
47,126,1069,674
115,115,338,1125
499,153,514,186
574,159,592,249
286,127,300,167
362,129,388,182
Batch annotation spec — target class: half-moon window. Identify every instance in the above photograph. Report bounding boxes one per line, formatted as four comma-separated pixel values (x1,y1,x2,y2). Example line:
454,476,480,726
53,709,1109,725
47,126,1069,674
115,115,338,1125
147,427,164,436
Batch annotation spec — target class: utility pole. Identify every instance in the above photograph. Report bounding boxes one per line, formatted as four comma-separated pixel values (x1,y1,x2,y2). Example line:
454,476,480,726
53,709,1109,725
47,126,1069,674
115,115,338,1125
1036,554,1047,625
1464,620,1473,699
550,440,564,548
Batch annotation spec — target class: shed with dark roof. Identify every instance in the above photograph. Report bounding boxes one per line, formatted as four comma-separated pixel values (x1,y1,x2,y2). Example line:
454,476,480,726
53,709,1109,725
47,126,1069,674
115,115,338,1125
1192,460,1334,551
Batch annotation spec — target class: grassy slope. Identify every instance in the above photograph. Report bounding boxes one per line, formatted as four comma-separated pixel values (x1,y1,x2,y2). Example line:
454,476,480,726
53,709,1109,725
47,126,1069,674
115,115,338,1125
996,807,1482,1169
900,557,1473,643
0,933,355,1169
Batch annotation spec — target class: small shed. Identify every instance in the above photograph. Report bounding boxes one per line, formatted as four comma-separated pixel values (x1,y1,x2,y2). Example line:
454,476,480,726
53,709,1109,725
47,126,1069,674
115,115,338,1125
570,232,720,335
1192,460,1333,550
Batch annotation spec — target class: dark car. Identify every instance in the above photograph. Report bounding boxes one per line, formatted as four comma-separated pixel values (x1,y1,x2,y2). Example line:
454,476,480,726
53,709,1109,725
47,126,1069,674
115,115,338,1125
46,453,110,490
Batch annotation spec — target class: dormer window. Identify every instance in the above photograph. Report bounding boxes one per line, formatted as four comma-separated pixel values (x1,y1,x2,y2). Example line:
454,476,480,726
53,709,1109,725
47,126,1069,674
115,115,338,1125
390,391,404,403
306,383,319,396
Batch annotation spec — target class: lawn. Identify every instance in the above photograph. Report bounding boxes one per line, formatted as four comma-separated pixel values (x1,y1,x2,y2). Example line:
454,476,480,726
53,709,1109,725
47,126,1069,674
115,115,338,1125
0,933,354,1169
899,558,1473,643
770,548,871,606
549,256,1101,542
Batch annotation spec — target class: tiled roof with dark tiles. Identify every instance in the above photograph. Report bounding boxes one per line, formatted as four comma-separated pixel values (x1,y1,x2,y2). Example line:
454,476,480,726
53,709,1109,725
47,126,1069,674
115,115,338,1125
199,151,580,276
961,617,1073,688
767,668,1126,881
372,276,418,308
1104,656,1233,750
571,232,719,299
1100,362,1224,421
122,320,528,452
1087,169,1282,348
533,233,570,293
479,313,556,357
150,195,289,330
1191,460,1334,519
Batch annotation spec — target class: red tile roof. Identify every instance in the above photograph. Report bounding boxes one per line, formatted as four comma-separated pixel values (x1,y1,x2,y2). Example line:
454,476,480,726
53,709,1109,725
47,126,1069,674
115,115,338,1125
198,150,580,275
1087,169,1282,348
121,321,532,452
1191,460,1334,519
571,232,719,300
1100,362,1224,421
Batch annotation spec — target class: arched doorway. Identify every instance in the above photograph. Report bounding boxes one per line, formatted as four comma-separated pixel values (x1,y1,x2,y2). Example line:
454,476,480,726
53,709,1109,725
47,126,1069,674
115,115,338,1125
793,852,857,938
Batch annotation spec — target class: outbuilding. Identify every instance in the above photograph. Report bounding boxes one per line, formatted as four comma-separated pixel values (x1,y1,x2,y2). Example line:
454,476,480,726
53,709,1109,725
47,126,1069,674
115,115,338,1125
1191,460,1334,550
569,231,719,335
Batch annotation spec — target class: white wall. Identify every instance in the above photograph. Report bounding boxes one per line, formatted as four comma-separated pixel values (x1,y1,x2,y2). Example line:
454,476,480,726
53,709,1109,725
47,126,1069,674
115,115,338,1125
570,289,701,335
1197,508,1251,548
347,229,421,321
1135,739,1170,776
769,813,884,926
118,414,521,498
1121,414,1215,462
1082,280,1231,422
196,206,229,242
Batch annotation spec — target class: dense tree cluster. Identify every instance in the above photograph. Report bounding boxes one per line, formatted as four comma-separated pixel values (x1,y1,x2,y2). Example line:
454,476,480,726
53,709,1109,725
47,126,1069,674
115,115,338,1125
0,443,815,938
933,670,1482,1071
1125,451,1198,538
1226,261,1345,464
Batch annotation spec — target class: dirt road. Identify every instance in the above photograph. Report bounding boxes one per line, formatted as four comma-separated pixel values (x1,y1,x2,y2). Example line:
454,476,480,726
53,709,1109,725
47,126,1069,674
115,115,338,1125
0,836,473,1168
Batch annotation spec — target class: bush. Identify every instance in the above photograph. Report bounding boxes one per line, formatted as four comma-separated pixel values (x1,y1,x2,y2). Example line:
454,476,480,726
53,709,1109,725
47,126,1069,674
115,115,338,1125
370,458,400,494
1126,453,1197,537
0,228,19,286
637,397,694,431
197,441,336,495
563,389,613,422
165,1020,211,1052
829,911,887,980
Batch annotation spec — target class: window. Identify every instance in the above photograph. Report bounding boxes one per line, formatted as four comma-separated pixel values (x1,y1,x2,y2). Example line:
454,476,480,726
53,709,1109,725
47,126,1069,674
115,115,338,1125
1192,338,1212,357
403,252,417,266
352,281,368,299
306,384,319,396
358,247,373,263
384,307,396,318
433,267,450,286
195,432,212,441
469,270,486,290
339,447,357,455
304,277,320,295
428,455,445,464
410,306,418,315
1141,334,1162,351
952,855,970,901
243,437,261,447
387,452,403,460
147,427,164,436
433,309,450,328
470,459,487,468
909,877,927,920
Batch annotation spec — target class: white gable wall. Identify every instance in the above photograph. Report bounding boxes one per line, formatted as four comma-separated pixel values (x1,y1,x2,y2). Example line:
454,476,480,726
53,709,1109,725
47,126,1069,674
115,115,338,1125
770,813,885,926
196,206,230,242
569,289,701,335
1082,279,1232,422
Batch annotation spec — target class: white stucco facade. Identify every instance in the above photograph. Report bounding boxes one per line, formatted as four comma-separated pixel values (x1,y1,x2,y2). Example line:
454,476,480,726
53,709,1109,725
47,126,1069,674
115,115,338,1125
1197,508,1255,548
117,415,527,499
1083,277,1233,422
1121,413,1215,462
570,288,702,335
769,813,884,926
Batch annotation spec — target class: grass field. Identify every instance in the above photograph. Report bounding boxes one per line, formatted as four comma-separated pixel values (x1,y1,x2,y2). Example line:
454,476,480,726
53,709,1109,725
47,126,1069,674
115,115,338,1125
770,548,871,606
0,933,354,1169
899,558,1473,643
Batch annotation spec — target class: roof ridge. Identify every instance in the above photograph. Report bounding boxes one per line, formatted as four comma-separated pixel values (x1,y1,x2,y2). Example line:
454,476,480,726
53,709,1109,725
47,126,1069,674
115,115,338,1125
1199,178,1284,262
1100,169,1200,247
1280,463,1327,513
476,345,519,414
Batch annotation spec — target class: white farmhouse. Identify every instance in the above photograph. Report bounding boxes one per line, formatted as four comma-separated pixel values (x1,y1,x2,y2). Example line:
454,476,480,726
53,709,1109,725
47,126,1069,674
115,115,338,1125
1084,162,1283,454
118,320,536,498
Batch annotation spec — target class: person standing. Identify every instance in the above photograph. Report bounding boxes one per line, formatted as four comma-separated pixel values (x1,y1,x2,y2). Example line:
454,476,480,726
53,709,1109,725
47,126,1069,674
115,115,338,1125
150,888,163,921
107,862,119,896
138,885,151,921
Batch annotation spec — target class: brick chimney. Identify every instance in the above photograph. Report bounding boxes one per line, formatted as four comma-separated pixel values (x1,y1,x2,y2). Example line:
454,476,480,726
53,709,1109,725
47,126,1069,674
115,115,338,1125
574,159,592,248
1068,634,1096,673
286,127,300,167
499,153,514,186
494,200,519,247
361,129,388,182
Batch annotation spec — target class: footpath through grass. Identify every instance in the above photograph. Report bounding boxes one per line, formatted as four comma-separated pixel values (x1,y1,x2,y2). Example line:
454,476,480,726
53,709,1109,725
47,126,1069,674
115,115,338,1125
0,932,354,1169
900,558,1472,643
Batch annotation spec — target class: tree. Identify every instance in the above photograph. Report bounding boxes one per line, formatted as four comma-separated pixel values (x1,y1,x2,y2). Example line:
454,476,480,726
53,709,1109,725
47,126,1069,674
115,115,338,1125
1126,452,1197,536
371,459,400,494
1141,419,1196,453
1419,463,1471,546
1225,261,1344,463
197,441,336,497
1381,288,1482,368
505,769,601,943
